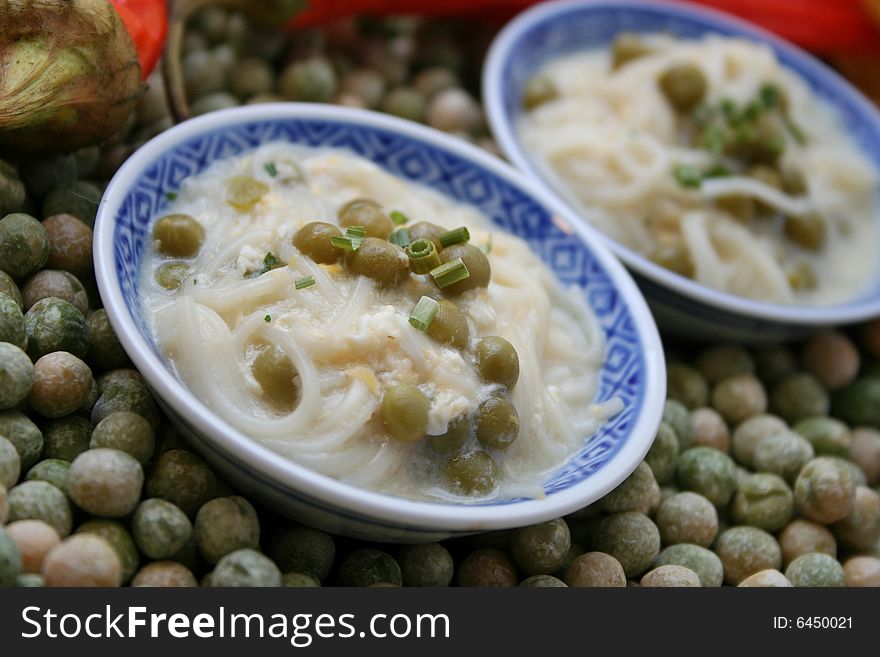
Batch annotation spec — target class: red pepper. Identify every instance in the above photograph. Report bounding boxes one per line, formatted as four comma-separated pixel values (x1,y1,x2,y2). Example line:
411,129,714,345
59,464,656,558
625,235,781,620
110,0,168,79
290,0,880,54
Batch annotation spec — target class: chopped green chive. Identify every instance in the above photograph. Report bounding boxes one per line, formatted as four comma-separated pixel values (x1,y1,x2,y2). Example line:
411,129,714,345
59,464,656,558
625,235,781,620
264,314,271,323
330,236,356,251
295,276,315,290
165,192,178,201
430,258,470,289
389,227,411,248
330,226,366,252
409,296,440,331
264,162,278,177
783,116,807,146
704,164,731,179
673,164,703,189
390,210,409,225
701,125,725,156
439,226,470,248
759,83,782,110
406,238,442,274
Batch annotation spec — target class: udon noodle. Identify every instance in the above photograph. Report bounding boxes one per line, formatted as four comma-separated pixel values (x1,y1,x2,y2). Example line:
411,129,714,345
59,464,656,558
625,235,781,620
519,34,880,304
141,143,618,502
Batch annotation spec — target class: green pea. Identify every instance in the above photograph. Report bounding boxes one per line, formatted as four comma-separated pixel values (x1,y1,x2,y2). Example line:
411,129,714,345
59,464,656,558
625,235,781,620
380,384,429,443
445,450,497,496
475,336,520,388
42,181,101,227
344,238,409,288
659,64,707,112
784,212,825,251
522,75,557,110
337,198,394,239
0,214,48,279
155,262,191,290
438,243,490,295
475,394,519,449
428,413,469,453
407,221,446,251
0,271,22,310
152,214,205,258
425,299,469,349
611,33,653,70
252,345,299,411
293,222,343,264
225,176,269,212
278,57,337,103
24,297,89,361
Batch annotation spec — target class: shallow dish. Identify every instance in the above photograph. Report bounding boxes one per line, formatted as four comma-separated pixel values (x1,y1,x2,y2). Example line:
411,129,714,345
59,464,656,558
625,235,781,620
94,104,664,541
483,0,880,343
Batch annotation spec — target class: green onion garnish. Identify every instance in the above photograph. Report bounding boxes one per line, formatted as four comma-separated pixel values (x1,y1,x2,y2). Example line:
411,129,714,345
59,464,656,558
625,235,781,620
430,258,470,289
759,83,782,110
264,162,278,177
258,251,281,276
390,210,409,225
406,238,442,274
264,314,271,323
330,226,367,252
783,116,807,146
295,276,315,290
409,296,439,331
330,236,356,251
673,164,702,189
700,125,725,156
165,192,178,201
439,226,470,248
389,227,411,247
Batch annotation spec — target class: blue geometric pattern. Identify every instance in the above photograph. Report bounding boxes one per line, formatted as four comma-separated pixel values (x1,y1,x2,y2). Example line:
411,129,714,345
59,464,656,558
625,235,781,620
112,116,648,503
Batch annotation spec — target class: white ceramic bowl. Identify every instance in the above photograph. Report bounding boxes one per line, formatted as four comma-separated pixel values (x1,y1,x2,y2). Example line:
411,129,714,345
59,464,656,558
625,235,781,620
94,104,664,541
484,0,880,343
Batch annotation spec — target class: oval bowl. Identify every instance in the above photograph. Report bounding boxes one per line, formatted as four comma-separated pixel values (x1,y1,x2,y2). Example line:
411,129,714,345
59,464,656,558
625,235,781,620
94,104,664,541
483,0,880,343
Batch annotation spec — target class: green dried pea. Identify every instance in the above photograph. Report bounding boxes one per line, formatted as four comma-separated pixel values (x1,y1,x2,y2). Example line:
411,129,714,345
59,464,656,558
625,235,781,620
0,214,48,280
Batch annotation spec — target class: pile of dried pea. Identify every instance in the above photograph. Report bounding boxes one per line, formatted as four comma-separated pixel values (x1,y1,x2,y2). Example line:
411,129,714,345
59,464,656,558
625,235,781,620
2,10,879,588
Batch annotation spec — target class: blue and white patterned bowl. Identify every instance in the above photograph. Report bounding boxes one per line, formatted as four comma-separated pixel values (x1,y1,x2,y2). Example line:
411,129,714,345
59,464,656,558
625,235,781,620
484,0,880,343
94,104,664,542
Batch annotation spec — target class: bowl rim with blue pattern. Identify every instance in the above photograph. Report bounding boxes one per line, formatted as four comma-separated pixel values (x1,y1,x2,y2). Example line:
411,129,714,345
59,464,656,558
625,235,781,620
483,0,880,335
93,103,665,536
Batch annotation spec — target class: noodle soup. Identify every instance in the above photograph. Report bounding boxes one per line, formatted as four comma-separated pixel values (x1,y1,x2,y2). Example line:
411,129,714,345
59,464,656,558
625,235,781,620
518,34,880,305
140,143,618,502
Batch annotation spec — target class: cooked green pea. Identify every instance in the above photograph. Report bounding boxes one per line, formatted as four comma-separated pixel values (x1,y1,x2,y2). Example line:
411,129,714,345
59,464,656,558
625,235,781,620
380,384,429,443
475,336,520,388
425,299,469,349
155,262,191,290
337,198,393,238
475,394,519,449
784,212,825,251
252,345,299,411
611,33,653,70
293,222,343,264
407,221,446,251
438,243,490,295
659,64,707,112
522,75,557,110
225,176,268,212
445,450,497,496
152,214,205,258
428,413,469,454
344,238,409,288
